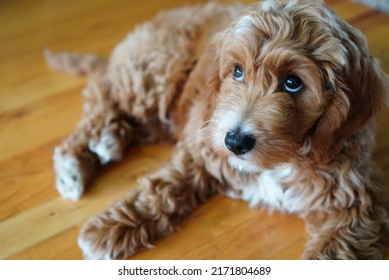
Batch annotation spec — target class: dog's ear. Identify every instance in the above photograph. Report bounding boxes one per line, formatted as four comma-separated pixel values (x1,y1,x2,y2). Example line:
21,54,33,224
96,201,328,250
203,40,222,121
310,21,388,163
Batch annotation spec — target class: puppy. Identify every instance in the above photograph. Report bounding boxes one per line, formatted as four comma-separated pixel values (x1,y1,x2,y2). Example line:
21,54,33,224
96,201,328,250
46,0,389,259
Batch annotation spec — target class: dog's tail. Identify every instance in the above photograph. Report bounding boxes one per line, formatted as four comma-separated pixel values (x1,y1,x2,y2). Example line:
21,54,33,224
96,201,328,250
44,49,107,77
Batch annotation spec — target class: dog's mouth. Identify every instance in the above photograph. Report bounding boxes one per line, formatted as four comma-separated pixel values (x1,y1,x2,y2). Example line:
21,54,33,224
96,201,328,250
228,155,262,173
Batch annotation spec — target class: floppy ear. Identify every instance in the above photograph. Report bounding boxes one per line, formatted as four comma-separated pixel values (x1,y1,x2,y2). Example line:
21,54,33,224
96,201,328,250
171,35,222,134
202,35,224,121
310,22,388,163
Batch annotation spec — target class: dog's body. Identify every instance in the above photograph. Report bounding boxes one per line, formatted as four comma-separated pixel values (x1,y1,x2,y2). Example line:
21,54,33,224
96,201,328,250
46,0,389,259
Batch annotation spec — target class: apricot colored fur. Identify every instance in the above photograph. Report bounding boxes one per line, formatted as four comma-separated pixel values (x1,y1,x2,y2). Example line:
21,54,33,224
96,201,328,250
47,0,389,259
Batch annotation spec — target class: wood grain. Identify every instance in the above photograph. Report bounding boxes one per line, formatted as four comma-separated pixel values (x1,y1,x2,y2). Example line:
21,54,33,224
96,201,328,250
0,0,388,260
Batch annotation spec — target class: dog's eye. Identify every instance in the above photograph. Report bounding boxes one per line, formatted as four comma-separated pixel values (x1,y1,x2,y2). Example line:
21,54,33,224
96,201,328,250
233,65,244,82
282,75,303,94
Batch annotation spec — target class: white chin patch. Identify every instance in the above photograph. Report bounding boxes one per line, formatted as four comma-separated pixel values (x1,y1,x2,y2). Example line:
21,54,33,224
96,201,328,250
228,156,261,173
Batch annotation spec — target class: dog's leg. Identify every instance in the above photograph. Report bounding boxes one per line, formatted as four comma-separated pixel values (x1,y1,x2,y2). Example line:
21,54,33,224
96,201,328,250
52,3,233,201
303,204,389,259
53,79,133,200
77,142,219,259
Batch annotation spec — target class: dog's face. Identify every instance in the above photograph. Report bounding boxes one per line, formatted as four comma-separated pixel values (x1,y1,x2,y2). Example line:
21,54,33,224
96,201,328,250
206,0,387,172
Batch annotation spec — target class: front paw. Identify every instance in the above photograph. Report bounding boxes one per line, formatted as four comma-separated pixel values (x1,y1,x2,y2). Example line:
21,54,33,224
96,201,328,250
53,148,86,201
302,243,357,260
78,195,174,259
53,145,99,200
88,121,132,165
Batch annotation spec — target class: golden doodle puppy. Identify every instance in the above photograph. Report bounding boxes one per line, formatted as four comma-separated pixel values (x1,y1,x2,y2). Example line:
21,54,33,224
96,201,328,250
46,0,389,259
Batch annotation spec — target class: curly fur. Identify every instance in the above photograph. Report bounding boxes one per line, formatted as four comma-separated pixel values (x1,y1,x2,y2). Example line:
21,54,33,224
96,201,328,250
46,0,389,259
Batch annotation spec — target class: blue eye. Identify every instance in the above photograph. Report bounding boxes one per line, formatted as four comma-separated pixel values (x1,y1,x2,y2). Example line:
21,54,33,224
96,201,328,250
282,75,303,94
233,65,244,82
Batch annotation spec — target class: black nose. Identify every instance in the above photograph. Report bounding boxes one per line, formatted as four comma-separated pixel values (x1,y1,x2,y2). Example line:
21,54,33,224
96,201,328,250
224,131,256,155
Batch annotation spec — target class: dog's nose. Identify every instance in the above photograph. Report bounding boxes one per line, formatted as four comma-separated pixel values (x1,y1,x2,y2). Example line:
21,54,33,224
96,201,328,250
224,131,256,155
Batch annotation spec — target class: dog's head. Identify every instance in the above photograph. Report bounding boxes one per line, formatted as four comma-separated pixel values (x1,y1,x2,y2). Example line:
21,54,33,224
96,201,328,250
205,0,388,172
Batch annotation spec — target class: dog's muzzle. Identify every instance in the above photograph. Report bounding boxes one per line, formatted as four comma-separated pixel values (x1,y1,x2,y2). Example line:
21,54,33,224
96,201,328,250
224,130,256,155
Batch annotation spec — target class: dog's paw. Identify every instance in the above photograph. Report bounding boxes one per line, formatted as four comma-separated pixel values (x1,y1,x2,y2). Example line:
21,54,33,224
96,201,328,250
88,120,133,165
77,221,113,260
302,244,357,260
78,193,176,259
88,128,123,165
53,148,86,201
78,197,152,259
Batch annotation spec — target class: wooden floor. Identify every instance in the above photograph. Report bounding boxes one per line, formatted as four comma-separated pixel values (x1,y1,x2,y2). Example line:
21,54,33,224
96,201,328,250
0,0,389,260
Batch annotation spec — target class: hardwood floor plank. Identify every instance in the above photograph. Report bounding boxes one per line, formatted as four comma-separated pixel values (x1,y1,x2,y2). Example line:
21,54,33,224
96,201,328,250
7,227,82,260
329,0,374,21
0,140,58,221
0,89,82,162
0,143,171,258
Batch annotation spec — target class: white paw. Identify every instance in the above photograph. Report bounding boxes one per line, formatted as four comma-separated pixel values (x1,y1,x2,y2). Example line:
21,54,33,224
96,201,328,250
77,234,112,260
88,128,122,165
53,148,85,201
